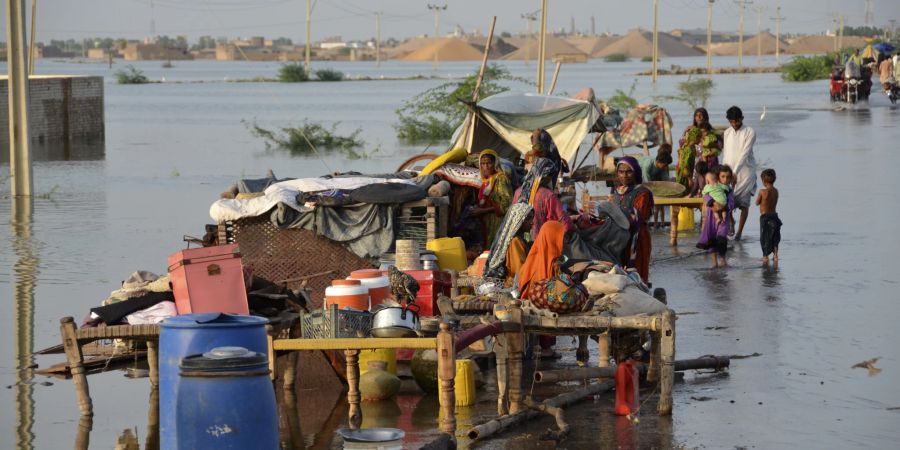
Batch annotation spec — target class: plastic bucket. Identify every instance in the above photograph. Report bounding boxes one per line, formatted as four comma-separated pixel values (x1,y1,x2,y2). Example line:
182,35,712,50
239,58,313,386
348,270,391,308
176,347,277,449
159,313,268,449
325,279,370,311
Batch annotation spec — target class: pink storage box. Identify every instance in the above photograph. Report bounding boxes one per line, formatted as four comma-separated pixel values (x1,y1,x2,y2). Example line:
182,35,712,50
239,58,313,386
167,244,249,315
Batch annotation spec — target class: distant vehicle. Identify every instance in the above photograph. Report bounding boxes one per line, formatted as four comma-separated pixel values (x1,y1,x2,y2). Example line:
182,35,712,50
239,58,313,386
830,64,871,104
884,79,899,104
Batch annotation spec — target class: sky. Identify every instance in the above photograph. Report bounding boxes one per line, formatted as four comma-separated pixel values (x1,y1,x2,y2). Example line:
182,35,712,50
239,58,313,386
6,0,900,43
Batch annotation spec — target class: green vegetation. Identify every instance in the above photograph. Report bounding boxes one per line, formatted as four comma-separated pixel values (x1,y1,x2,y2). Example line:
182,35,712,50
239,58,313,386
315,68,344,81
604,53,629,62
394,63,531,142
641,56,659,63
162,61,174,68
247,120,364,156
606,79,639,110
654,76,715,111
780,54,833,82
115,65,149,84
277,62,309,82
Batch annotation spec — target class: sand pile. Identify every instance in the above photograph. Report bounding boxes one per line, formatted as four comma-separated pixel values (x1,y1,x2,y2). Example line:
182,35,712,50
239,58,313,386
596,29,703,58
501,35,587,60
565,36,621,57
785,35,867,54
385,37,436,59
706,32,787,56
399,38,485,61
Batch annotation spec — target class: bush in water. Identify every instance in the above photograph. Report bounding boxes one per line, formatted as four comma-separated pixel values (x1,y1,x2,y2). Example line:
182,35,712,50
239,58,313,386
115,65,149,84
655,76,715,111
246,120,363,155
315,68,344,82
781,54,833,82
605,54,629,62
278,62,309,82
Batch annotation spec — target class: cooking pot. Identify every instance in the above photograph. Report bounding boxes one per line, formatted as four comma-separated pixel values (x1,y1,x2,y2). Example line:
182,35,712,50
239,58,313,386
371,304,420,332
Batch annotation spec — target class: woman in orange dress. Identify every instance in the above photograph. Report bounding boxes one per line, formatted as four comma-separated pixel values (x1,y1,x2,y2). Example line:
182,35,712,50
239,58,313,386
610,156,654,283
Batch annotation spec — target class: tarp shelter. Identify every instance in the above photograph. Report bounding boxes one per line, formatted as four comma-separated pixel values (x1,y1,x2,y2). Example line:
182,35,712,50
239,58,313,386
449,91,601,162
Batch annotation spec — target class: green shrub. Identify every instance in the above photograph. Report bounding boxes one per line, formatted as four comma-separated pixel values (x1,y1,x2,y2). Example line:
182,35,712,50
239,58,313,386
607,79,639,110
394,63,531,143
654,76,715,111
278,62,309,82
604,53,628,62
247,120,363,155
781,54,832,82
641,56,659,63
115,65,149,84
315,68,344,81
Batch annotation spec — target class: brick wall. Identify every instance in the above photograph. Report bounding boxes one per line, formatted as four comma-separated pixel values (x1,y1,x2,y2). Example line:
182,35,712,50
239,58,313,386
0,75,105,147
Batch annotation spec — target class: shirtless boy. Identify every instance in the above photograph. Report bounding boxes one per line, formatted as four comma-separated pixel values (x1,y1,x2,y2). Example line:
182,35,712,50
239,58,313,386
756,168,782,264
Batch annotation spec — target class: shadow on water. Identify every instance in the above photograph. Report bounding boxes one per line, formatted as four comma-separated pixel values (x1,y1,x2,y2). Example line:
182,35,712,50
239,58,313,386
79,389,160,450
0,139,105,163
12,196,37,450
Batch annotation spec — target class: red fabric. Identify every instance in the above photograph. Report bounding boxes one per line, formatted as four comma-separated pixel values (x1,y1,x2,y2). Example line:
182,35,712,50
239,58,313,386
512,186,575,238
517,221,567,298
630,190,653,283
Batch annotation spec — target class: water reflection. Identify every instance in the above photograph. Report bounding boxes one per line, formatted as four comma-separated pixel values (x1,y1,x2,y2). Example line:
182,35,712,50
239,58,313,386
12,196,37,450
0,139,105,163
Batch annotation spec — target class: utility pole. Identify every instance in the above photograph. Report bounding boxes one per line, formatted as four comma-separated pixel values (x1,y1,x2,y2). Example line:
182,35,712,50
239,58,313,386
838,15,844,50
652,0,659,84
150,0,155,39
706,0,714,75
591,15,596,36
375,11,382,67
735,0,752,68
427,4,447,71
889,19,896,41
28,0,36,75
7,0,33,197
570,16,575,35
755,5,764,65
832,13,839,52
537,0,548,93
521,11,538,67
771,6,784,64
305,0,311,74
864,0,874,27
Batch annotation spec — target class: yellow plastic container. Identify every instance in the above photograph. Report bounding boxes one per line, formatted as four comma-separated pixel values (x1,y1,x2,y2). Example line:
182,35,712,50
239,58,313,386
358,348,397,376
677,207,696,232
439,359,477,407
426,237,468,272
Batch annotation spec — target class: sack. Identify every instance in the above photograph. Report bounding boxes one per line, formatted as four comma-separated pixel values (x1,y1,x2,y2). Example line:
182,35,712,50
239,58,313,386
527,273,588,314
582,271,629,295
606,286,667,317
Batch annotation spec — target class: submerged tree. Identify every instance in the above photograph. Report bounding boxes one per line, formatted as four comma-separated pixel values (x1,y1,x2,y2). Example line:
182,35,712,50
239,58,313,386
394,64,531,143
246,120,364,157
654,76,715,111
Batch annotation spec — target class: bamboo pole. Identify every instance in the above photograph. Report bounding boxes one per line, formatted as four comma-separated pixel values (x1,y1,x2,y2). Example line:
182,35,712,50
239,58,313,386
506,301,525,414
494,333,509,415
60,317,92,416
597,331,610,368
471,16,497,103
524,398,569,441
657,309,676,415
467,380,615,441
436,323,456,435
523,313,661,331
537,0,548,93
647,330,661,382
533,355,730,383
546,61,562,95
344,349,361,428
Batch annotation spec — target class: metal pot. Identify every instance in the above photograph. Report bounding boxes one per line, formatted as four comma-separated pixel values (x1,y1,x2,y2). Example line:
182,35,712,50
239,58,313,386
371,304,420,332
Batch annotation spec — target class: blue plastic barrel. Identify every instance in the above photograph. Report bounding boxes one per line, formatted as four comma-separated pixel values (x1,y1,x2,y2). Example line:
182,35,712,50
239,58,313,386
159,313,268,449
176,347,278,449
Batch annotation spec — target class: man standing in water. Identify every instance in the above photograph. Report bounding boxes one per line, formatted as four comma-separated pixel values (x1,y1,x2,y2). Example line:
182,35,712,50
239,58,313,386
722,106,757,240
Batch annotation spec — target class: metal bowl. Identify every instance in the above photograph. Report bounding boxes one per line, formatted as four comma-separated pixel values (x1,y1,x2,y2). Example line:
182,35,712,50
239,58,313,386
337,427,405,443
369,326,417,338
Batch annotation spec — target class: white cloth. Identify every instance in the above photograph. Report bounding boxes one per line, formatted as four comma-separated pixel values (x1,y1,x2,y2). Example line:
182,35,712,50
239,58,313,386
722,125,757,208
126,301,177,325
209,176,417,222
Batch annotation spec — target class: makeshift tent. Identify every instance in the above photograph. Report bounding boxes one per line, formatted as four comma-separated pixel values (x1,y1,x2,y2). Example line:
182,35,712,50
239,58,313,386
448,91,601,162
597,104,673,149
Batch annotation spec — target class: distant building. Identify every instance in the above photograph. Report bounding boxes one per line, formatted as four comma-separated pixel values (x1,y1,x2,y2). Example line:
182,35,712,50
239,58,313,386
122,43,192,61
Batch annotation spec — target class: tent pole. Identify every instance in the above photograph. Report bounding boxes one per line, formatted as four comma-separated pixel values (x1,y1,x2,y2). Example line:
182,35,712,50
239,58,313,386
546,61,561,95
472,16,497,102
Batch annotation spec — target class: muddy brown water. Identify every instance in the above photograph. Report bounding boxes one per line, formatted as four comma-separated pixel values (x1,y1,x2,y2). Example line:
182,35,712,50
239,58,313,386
1,57,899,448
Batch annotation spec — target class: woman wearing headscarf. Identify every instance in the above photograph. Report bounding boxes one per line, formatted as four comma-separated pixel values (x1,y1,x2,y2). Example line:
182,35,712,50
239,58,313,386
610,156,654,283
517,221,567,299
529,129,569,188
512,157,575,240
471,149,512,247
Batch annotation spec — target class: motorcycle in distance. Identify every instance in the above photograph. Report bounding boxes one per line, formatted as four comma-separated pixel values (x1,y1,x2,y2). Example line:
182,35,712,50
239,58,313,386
884,79,900,104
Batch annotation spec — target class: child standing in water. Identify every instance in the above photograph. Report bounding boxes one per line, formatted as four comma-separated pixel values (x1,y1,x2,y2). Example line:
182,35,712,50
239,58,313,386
697,165,734,268
756,168,782,264
702,171,731,226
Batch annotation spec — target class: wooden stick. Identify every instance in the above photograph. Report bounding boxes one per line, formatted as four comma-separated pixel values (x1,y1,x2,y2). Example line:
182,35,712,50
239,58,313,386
647,330,661,382
145,388,159,450
146,340,159,389
266,325,276,381
467,380,615,441
471,16,497,103
74,415,92,450
494,333,509,415
670,206,679,246
275,270,334,285
344,349,361,429
282,352,297,391
658,309,676,415
60,317,93,416
524,398,570,441
522,314,662,331
546,61,562,95
506,302,525,414
436,323,456,434
533,355,731,383
597,332,610,368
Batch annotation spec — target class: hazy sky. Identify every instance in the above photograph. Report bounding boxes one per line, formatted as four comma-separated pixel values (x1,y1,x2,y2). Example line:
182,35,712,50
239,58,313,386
9,0,900,42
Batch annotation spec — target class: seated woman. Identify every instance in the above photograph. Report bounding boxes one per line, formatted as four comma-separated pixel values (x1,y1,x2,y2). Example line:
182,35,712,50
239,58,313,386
471,149,512,248
512,157,575,240
529,129,569,188
610,156,654,284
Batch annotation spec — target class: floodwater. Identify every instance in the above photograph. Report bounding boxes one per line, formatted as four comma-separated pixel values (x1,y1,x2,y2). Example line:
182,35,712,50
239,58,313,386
1,55,899,449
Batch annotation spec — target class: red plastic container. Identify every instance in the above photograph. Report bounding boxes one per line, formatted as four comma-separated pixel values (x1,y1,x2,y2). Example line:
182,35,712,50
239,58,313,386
614,360,639,416
167,244,249,315
401,269,452,317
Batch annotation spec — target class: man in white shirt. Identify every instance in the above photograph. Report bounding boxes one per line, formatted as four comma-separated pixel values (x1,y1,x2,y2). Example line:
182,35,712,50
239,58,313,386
722,106,757,241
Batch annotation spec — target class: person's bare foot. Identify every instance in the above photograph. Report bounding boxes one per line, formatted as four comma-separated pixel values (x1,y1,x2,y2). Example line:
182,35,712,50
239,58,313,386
761,256,769,264
719,259,728,267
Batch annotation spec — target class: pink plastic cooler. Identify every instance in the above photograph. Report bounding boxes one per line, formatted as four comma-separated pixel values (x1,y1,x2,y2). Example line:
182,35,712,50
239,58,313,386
167,244,249,315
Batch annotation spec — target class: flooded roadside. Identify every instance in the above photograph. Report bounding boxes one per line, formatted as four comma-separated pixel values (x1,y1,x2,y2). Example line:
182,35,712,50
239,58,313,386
1,58,899,448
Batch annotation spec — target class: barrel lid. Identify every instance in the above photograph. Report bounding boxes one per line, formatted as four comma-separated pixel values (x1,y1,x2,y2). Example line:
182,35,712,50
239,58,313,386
161,313,268,329
332,279,362,286
349,269,385,279
180,346,267,371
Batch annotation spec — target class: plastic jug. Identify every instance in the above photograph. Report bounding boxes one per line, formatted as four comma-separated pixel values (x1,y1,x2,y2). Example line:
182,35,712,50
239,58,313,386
614,360,639,416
